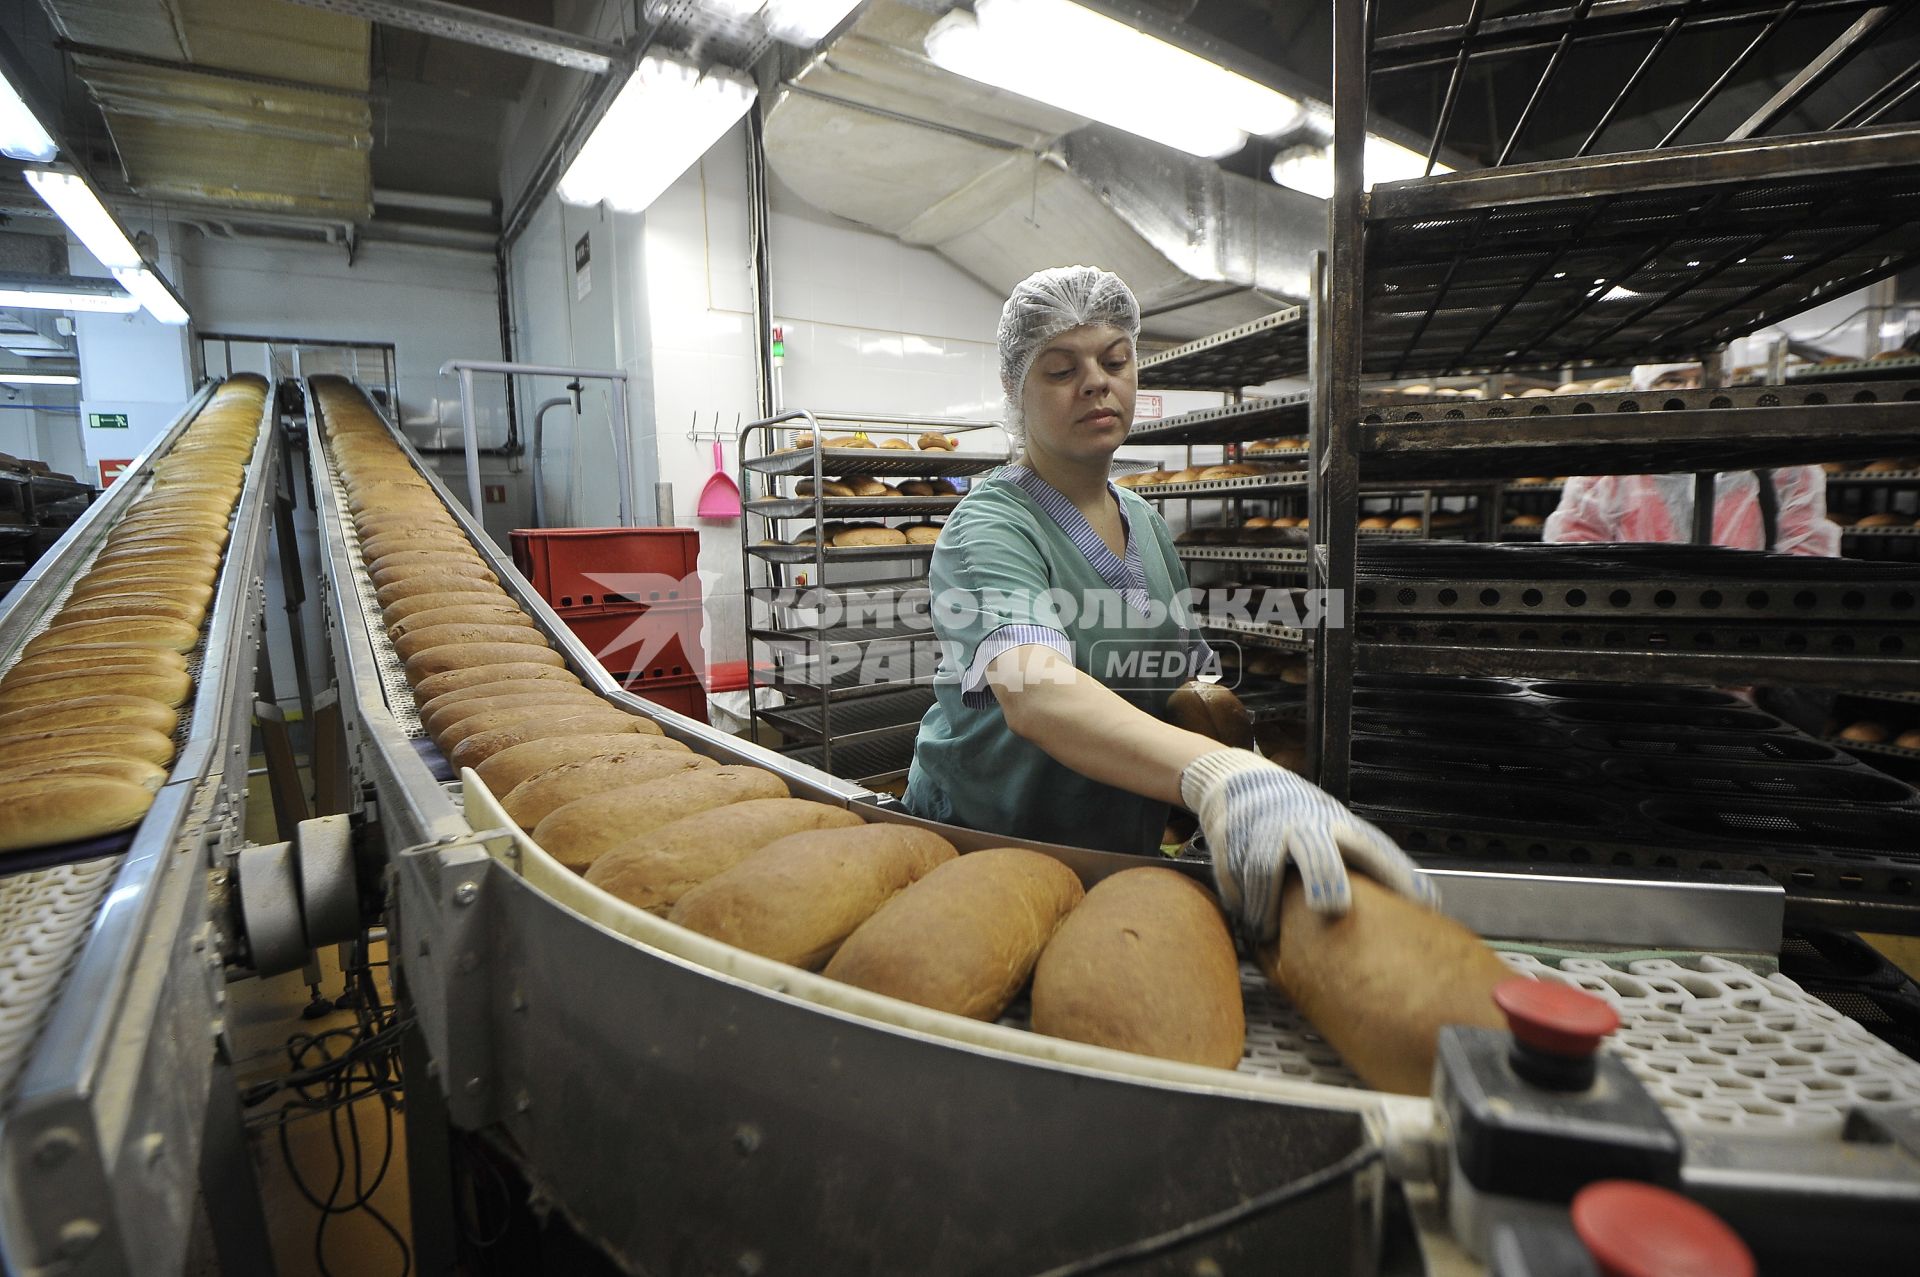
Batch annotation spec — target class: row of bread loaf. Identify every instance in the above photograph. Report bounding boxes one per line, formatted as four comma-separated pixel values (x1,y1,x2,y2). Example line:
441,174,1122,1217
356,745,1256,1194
0,375,269,852
793,477,962,498
780,432,956,452
1116,461,1297,488
322,379,1251,1069
759,522,943,547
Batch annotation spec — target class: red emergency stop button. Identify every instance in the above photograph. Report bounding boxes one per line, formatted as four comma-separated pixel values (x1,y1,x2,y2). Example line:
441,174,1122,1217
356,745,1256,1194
1572,1180,1755,1277
1494,978,1620,1058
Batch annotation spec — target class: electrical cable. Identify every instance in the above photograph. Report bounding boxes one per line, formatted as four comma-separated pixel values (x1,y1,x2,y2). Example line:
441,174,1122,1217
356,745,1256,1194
241,934,413,1277
1027,1144,1384,1277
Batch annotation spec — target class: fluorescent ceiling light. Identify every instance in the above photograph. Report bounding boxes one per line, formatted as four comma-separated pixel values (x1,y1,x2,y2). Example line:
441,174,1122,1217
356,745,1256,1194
0,372,78,385
0,69,57,162
111,267,190,325
925,0,1302,159
0,286,139,314
558,52,758,214
23,170,143,270
1269,133,1453,200
699,1,861,46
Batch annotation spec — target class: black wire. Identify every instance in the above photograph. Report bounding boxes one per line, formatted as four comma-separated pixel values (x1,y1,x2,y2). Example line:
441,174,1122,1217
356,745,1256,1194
1027,1144,1384,1277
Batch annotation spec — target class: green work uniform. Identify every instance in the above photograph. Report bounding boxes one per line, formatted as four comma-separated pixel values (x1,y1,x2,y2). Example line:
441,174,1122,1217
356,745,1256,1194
902,466,1208,853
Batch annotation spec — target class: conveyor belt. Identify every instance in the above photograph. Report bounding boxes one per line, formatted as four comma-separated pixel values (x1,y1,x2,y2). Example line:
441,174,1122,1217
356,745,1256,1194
0,377,280,1276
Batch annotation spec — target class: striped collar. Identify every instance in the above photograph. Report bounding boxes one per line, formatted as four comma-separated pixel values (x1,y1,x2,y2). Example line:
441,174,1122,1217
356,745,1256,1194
1002,464,1151,616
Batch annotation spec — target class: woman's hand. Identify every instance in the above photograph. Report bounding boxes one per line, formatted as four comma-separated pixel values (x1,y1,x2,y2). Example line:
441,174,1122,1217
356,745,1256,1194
1180,748,1437,945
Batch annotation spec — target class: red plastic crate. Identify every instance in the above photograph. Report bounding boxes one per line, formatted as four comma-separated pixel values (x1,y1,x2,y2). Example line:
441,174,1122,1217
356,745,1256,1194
509,527,699,611
610,673,708,723
561,602,706,682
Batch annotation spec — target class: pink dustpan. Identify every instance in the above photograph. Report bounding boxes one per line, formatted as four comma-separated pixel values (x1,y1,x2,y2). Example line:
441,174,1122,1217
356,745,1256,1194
696,441,741,518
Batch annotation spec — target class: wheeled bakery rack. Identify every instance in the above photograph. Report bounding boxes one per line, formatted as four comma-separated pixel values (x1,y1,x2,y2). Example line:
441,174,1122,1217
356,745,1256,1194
1313,0,1920,858
300,375,1920,1274
0,377,286,1277
0,461,95,592
737,409,1004,788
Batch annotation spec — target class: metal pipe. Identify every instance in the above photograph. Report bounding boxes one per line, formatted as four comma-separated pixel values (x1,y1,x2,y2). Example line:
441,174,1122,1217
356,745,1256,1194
373,187,497,218
439,359,634,526
530,395,573,528
458,367,482,519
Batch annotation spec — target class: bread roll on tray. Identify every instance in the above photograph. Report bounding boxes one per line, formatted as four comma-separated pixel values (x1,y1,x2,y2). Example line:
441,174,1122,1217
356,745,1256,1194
668,824,957,969
825,848,1085,1019
583,799,867,914
532,766,791,873
1032,867,1244,1070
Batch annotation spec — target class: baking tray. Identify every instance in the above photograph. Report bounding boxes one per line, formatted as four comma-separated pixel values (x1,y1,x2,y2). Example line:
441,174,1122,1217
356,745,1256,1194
1137,306,1309,390
1122,394,1311,446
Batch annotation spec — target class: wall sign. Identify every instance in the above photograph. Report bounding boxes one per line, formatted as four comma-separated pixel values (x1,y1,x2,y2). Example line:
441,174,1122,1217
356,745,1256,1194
88,412,130,430
1135,393,1163,421
574,232,592,301
98,458,133,485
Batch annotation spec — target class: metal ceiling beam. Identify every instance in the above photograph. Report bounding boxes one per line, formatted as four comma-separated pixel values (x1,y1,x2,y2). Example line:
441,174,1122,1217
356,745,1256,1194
281,0,620,73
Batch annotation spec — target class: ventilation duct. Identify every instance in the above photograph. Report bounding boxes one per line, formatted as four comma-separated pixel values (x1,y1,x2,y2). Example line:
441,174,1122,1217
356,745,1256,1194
762,2,1322,341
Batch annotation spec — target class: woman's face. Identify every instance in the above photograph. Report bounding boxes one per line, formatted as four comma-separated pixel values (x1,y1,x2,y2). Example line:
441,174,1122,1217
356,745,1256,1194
1019,324,1136,465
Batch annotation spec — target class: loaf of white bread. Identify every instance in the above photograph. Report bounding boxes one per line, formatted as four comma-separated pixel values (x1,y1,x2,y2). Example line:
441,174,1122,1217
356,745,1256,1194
0,375,267,853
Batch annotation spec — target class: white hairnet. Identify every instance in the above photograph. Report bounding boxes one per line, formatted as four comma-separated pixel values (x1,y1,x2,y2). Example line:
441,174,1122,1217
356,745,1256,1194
996,266,1141,437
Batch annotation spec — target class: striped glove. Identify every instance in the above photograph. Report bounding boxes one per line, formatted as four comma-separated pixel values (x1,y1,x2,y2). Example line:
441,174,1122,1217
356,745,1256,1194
1180,748,1438,945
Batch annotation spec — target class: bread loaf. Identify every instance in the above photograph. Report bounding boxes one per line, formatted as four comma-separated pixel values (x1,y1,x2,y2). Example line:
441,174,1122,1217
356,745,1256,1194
376,573,509,608
450,711,662,770
381,590,513,624
24,617,201,656
476,732,691,797
0,724,174,767
389,606,533,644
360,531,475,559
532,766,791,872
403,642,566,685
0,754,168,792
824,848,1084,1018
0,667,193,710
583,799,867,914
421,688,607,741
832,526,907,547
1031,867,1244,1069
410,661,582,702
6,644,188,681
371,560,496,591
56,596,209,628
436,703,631,757
668,825,957,969
0,694,177,738
502,749,719,829
393,622,547,664
1165,682,1256,751
0,775,156,851
1259,874,1508,1095
902,523,941,544
417,680,600,725
369,550,490,581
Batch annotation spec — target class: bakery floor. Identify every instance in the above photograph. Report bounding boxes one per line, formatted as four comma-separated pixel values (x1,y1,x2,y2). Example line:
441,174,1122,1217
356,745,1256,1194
228,766,413,1277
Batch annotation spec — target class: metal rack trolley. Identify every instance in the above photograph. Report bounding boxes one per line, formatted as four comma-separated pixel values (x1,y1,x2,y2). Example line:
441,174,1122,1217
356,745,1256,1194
737,409,1005,786
1315,0,1920,805
0,379,284,1277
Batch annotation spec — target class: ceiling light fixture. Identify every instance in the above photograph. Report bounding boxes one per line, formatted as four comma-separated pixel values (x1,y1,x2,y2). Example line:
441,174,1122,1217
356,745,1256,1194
0,69,57,162
926,0,1302,159
23,170,143,270
0,372,79,385
703,0,862,45
0,284,140,315
24,169,192,324
112,267,190,326
1267,107,1453,199
558,51,758,214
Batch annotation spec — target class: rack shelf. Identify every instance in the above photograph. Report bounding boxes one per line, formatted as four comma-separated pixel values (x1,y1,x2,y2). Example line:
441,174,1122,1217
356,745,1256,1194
778,735,915,787
1138,306,1308,390
1176,545,1310,565
1122,395,1311,447
1126,470,1312,501
748,542,938,565
758,687,934,744
745,495,961,519
1829,469,1920,484
1793,354,1920,383
743,447,1002,479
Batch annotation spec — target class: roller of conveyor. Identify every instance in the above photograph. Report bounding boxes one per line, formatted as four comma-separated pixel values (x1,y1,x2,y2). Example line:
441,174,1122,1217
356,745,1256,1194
308,376,1920,1273
0,376,283,1277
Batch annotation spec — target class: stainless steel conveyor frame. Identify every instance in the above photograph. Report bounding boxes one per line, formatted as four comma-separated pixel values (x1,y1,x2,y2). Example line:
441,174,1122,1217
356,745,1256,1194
0,378,283,1277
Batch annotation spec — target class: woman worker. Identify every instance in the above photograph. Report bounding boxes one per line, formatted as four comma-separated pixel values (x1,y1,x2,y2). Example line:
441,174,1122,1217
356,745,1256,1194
902,266,1435,943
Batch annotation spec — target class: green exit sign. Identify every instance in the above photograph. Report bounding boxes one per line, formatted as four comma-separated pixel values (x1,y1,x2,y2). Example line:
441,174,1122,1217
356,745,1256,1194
88,412,129,430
